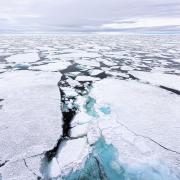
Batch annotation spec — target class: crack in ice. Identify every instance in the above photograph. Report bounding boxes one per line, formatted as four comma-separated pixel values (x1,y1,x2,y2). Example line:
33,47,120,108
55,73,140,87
23,159,41,180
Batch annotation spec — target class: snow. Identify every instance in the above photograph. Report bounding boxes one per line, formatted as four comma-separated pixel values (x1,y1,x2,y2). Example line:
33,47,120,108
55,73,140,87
66,78,81,87
0,71,62,178
89,69,103,76
58,50,100,58
0,160,37,180
172,59,180,63
91,78,180,152
55,138,90,175
30,61,71,72
77,59,100,67
106,70,129,77
121,65,134,71
75,76,100,82
71,111,93,125
101,59,117,66
71,124,88,138
49,157,61,178
130,71,180,91
61,87,78,97
64,78,180,179
6,53,39,63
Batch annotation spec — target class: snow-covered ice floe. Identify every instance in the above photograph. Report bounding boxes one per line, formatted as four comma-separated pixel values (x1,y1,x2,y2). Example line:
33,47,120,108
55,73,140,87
0,71,62,179
129,71,180,92
29,61,71,72
60,78,180,180
6,52,39,63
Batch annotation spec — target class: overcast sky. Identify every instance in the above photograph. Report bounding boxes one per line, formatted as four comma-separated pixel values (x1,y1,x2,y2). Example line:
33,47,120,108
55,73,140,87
0,0,180,33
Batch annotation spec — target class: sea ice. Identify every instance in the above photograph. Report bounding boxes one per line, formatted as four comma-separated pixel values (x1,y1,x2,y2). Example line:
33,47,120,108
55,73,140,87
91,78,180,152
0,70,62,179
30,61,71,72
130,71,180,91
6,53,39,63
64,78,180,179
75,76,100,82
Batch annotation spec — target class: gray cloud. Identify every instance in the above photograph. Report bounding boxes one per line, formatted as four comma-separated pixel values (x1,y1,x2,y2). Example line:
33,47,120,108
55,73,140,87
0,0,180,33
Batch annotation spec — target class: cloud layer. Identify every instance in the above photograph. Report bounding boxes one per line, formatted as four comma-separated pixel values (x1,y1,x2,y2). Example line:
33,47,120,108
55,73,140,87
0,0,180,33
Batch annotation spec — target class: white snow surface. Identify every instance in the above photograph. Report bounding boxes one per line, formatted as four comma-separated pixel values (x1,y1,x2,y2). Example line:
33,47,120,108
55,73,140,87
77,59,100,67
75,76,100,82
130,71,180,91
86,78,180,176
91,78,180,152
0,71,62,179
89,69,103,76
51,137,90,177
6,53,39,63
30,61,71,72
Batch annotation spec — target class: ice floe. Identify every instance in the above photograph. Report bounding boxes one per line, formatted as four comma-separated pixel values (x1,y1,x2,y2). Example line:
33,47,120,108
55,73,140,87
76,76,100,82
91,78,180,152
130,71,180,92
6,53,39,63
30,61,71,72
0,71,62,179
63,78,180,179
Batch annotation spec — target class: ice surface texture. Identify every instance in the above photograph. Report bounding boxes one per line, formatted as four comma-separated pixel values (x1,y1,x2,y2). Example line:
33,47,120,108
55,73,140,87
0,34,180,179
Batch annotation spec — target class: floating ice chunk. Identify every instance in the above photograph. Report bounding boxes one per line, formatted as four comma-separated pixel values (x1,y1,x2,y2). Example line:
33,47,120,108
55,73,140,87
76,76,100,82
102,59,117,66
172,59,180,63
46,54,62,60
130,71,180,91
56,138,89,170
76,64,92,71
106,70,129,78
0,159,37,180
0,52,12,56
175,70,180,74
61,87,78,97
167,49,177,54
111,66,120,69
71,124,88,138
71,111,93,126
23,155,43,177
66,78,81,87
101,67,110,71
121,65,133,71
6,53,39,63
59,50,100,58
89,69,103,76
91,78,180,152
30,61,71,71
48,157,61,178
87,123,101,145
0,71,62,161
78,59,100,67
67,71,80,76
